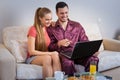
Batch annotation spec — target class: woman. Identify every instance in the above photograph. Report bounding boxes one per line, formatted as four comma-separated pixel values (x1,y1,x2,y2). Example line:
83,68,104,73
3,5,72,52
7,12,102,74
26,7,61,79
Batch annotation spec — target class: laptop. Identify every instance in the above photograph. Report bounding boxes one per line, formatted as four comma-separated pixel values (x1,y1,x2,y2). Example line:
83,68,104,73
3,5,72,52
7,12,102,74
60,39,103,60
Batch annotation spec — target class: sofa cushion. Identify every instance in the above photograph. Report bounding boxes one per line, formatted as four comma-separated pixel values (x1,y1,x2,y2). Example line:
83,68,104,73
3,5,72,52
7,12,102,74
17,64,42,79
9,40,27,62
3,26,29,52
83,23,104,51
98,50,120,71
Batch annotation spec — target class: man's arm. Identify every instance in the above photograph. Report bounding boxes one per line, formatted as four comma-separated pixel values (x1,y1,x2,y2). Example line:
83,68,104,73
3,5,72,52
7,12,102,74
47,27,60,51
78,23,89,41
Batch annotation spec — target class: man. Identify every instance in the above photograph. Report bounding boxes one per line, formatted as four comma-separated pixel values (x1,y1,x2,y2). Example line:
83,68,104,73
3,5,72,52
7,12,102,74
47,1,99,75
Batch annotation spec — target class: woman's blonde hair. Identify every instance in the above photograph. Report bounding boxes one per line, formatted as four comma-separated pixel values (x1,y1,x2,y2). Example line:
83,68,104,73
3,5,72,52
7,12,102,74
34,7,51,51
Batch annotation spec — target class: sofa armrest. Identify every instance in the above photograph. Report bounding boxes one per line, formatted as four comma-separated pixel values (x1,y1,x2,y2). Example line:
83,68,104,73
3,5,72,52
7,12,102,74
0,44,16,80
118,35,120,40
103,38,120,52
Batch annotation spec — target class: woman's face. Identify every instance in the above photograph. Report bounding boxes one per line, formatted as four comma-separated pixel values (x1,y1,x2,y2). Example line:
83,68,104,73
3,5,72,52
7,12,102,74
40,13,52,27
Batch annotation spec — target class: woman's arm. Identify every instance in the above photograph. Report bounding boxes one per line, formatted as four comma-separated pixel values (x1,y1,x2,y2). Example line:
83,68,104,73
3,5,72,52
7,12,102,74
27,36,50,56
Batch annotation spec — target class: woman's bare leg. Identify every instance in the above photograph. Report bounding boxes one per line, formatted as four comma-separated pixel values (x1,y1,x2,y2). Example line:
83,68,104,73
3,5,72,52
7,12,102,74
51,52,61,73
31,55,53,79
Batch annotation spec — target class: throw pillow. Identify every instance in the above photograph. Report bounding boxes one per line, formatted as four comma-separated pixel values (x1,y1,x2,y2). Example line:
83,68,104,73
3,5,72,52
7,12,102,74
10,40,28,62
83,23,104,51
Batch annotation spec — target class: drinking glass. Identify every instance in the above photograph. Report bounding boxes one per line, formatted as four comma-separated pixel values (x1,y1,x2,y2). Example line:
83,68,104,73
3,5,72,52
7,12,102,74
90,64,96,75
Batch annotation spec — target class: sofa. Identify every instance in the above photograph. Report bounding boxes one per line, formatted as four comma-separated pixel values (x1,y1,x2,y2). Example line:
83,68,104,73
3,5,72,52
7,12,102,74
0,24,120,80
118,35,120,40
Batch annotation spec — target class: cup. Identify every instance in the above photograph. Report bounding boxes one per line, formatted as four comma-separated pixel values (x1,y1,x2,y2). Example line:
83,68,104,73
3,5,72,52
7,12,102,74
54,71,65,80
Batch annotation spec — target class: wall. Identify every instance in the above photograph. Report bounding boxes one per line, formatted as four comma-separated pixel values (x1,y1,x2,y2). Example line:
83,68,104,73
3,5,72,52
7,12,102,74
0,0,120,43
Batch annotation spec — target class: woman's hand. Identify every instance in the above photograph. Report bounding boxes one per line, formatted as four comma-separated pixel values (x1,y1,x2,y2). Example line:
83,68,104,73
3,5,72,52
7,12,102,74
51,21,56,27
50,51,59,58
47,51,58,56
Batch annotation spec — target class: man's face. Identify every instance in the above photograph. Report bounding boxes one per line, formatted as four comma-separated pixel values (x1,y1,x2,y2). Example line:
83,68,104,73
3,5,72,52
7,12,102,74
56,6,69,22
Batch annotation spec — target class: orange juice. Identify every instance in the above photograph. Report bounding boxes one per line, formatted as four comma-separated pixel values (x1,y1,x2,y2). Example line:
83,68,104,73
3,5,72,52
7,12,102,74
90,64,96,75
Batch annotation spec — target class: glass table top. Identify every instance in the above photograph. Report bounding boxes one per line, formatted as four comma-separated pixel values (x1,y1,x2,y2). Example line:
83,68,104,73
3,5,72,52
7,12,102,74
73,72,112,80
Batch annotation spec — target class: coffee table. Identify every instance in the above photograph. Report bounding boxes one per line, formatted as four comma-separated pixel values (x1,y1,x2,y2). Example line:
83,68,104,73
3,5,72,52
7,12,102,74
73,72,112,80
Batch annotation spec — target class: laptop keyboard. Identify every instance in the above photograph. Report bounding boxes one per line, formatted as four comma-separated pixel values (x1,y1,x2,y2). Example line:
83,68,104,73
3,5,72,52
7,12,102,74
61,51,72,58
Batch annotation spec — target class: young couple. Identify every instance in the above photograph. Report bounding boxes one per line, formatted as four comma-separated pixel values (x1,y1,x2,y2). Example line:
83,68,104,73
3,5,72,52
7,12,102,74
26,1,99,79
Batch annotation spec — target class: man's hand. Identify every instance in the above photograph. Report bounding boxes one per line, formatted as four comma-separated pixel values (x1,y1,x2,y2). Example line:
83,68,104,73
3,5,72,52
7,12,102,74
57,39,71,47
